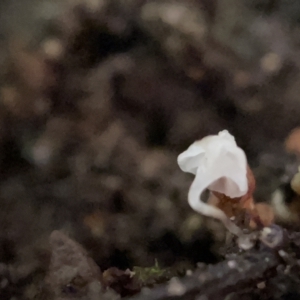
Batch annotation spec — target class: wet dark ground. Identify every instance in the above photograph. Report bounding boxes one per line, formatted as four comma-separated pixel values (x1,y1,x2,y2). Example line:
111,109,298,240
1,0,300,299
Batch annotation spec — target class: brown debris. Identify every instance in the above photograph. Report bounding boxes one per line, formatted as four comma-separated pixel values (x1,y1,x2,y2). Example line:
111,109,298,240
285,127,300,156
254,203,275,227
103,267,140,297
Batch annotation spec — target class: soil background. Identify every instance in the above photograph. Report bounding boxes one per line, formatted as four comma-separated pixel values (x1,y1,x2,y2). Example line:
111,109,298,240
1,1,300,299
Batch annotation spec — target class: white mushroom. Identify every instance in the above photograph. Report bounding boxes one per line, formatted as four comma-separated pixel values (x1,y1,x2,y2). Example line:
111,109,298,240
178,130,248,237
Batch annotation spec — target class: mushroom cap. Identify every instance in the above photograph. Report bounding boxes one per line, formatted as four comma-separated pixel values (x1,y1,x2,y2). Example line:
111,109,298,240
178,130,248,198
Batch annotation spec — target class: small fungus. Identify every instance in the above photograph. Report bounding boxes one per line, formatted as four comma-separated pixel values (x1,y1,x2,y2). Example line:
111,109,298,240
178,130,251,241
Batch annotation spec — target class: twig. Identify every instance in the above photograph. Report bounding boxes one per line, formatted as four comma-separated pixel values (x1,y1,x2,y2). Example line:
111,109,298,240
128,250,280,300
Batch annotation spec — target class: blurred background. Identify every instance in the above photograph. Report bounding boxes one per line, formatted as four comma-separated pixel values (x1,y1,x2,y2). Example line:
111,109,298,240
1,0,300,297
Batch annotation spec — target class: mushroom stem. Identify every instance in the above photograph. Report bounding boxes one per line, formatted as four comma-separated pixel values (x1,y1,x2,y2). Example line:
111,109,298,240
188,179,243,237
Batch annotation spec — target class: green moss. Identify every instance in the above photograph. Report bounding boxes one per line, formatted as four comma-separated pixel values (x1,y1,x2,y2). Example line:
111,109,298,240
133,260,180,287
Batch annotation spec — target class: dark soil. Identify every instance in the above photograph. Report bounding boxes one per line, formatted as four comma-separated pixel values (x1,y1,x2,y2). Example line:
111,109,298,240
1,0,300,299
